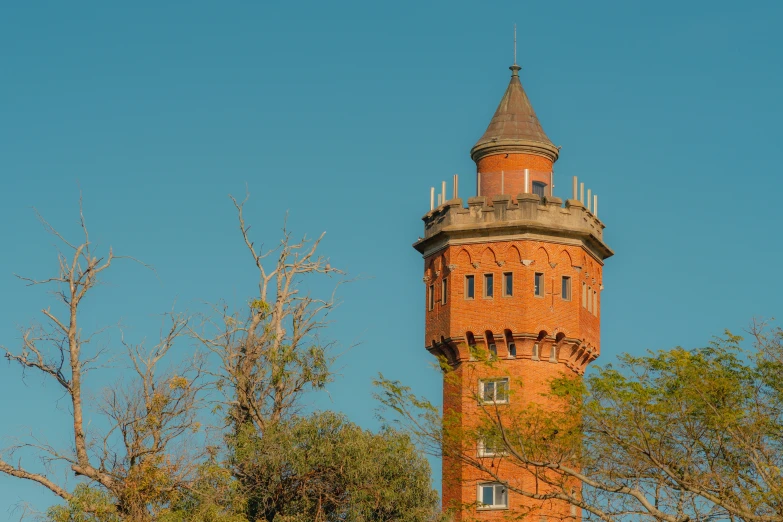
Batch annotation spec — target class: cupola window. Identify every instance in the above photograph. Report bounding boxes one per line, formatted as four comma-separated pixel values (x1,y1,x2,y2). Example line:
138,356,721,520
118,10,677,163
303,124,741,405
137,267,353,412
532,181,547,198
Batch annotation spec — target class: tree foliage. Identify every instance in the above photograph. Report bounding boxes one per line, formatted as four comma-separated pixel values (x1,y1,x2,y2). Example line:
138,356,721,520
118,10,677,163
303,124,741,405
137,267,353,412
170,412,439,522
377,323,783,522
1,196,440,522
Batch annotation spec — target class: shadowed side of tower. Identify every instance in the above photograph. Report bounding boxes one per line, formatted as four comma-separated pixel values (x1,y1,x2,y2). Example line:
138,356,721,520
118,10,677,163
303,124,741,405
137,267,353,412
414,64,612,521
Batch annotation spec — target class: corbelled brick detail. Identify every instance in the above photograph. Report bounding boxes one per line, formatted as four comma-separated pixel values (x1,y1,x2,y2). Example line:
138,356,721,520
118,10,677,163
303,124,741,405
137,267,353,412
424,241,602,372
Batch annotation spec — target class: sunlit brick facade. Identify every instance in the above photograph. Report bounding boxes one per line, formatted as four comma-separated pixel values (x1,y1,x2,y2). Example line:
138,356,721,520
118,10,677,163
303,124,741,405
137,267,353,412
414,63,613,520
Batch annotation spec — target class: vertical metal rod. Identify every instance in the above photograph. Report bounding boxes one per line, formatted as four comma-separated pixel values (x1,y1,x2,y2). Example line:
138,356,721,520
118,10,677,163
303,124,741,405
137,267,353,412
477,172,481,197
453,174,458,199
594,195,598,217
430,187,434,210
524,169,529,193
442,181,446,203
573,176,578,200
514,24,517,65
551,170,554,197
501,170,505,194
587,189,592,212
580,182,584,204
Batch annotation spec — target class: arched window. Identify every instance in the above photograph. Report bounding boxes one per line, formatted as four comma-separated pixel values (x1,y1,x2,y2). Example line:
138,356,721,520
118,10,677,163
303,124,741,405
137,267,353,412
504,330,515,358
485,330,496,359
532,181,547,198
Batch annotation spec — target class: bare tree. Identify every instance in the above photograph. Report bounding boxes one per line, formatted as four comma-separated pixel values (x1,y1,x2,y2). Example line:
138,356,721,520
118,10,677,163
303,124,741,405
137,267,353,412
191,194,345,434
186,194,349,522
1,204,205,521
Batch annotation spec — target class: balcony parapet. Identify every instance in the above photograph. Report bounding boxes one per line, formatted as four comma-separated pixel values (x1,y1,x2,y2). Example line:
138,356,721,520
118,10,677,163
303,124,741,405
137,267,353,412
413,194,613,261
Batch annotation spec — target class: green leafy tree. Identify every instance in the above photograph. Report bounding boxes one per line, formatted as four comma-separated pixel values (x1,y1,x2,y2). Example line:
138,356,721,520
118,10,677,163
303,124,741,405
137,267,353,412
169,412,440,522
377,322,783,522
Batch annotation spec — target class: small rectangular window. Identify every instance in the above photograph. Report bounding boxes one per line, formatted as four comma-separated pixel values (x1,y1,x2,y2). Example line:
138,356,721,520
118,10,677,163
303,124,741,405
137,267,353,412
561,276,571,300
534,273,544,297
478,483,508,509
488,343,497,358
441,278,448,305
508,343,516,358
503,272,513,296
582,282,587,308
465,275,475,299
484,274,494,298
480,378,509,404
428,284,434,311
478,438,505,457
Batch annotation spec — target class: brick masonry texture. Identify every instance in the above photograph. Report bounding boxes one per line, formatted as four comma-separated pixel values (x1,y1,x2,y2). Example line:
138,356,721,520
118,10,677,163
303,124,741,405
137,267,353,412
423,238,603,519
477,153,554,200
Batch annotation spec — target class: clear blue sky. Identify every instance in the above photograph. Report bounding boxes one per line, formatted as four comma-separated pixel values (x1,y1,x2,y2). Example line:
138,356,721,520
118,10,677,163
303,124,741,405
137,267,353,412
1,1,782,516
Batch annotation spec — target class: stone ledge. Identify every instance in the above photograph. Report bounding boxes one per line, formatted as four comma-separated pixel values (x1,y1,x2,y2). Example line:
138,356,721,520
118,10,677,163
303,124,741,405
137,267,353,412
414,194,613,261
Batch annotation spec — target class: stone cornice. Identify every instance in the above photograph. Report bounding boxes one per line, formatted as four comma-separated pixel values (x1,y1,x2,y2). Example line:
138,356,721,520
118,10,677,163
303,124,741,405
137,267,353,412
470,139,560,163
413,195,613,262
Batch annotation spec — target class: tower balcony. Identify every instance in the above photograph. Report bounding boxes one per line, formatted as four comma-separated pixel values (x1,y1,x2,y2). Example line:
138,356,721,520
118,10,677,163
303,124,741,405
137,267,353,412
414,192,613,262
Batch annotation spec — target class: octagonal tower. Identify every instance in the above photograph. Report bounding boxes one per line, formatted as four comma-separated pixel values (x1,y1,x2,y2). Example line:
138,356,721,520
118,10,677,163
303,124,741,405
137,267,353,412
414,63,613,520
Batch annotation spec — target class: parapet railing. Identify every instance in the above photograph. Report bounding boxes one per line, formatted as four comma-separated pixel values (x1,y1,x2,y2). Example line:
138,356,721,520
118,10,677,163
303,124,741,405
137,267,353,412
428,174,600,217
420,191,606,245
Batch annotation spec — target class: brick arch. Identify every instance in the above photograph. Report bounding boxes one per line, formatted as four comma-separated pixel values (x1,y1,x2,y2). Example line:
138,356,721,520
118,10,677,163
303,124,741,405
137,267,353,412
534,246,550,265
506,244,522,264
480,246,498,266
456,248,472,266
425,257,435,279
557,249,574,267
441,251,452,268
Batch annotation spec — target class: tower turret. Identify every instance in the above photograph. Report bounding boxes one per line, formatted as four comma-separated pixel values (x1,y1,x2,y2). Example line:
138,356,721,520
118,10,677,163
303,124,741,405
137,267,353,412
471,65,559,200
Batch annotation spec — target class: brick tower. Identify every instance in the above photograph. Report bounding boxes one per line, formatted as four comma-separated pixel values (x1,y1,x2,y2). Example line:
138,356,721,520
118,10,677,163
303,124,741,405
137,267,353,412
413,63,613,520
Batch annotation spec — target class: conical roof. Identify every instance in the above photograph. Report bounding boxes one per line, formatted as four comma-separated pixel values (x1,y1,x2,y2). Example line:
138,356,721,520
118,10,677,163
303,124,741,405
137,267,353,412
470,65,559,163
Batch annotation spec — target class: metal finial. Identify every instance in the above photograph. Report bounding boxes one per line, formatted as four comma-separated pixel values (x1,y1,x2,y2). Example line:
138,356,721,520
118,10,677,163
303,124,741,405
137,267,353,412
514,24,517,65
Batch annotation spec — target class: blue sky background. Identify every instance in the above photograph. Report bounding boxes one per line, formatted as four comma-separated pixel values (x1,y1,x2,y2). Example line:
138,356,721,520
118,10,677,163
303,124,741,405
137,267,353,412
1,1,782,516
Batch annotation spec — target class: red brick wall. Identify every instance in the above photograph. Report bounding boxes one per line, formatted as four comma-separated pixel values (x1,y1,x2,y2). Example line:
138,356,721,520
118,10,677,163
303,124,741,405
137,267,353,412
476,153,554,200
425,239,603,519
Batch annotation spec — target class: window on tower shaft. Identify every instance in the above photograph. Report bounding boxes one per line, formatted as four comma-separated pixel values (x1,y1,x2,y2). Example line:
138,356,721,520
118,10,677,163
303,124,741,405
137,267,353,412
480,378,509,404
534,273,544,297
465,275,475,299
478,483,508,509
532,181,546,198
562,276,572,300
503,272,513,296
484,274,494,298
427,284,434,311
441,278,448,305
